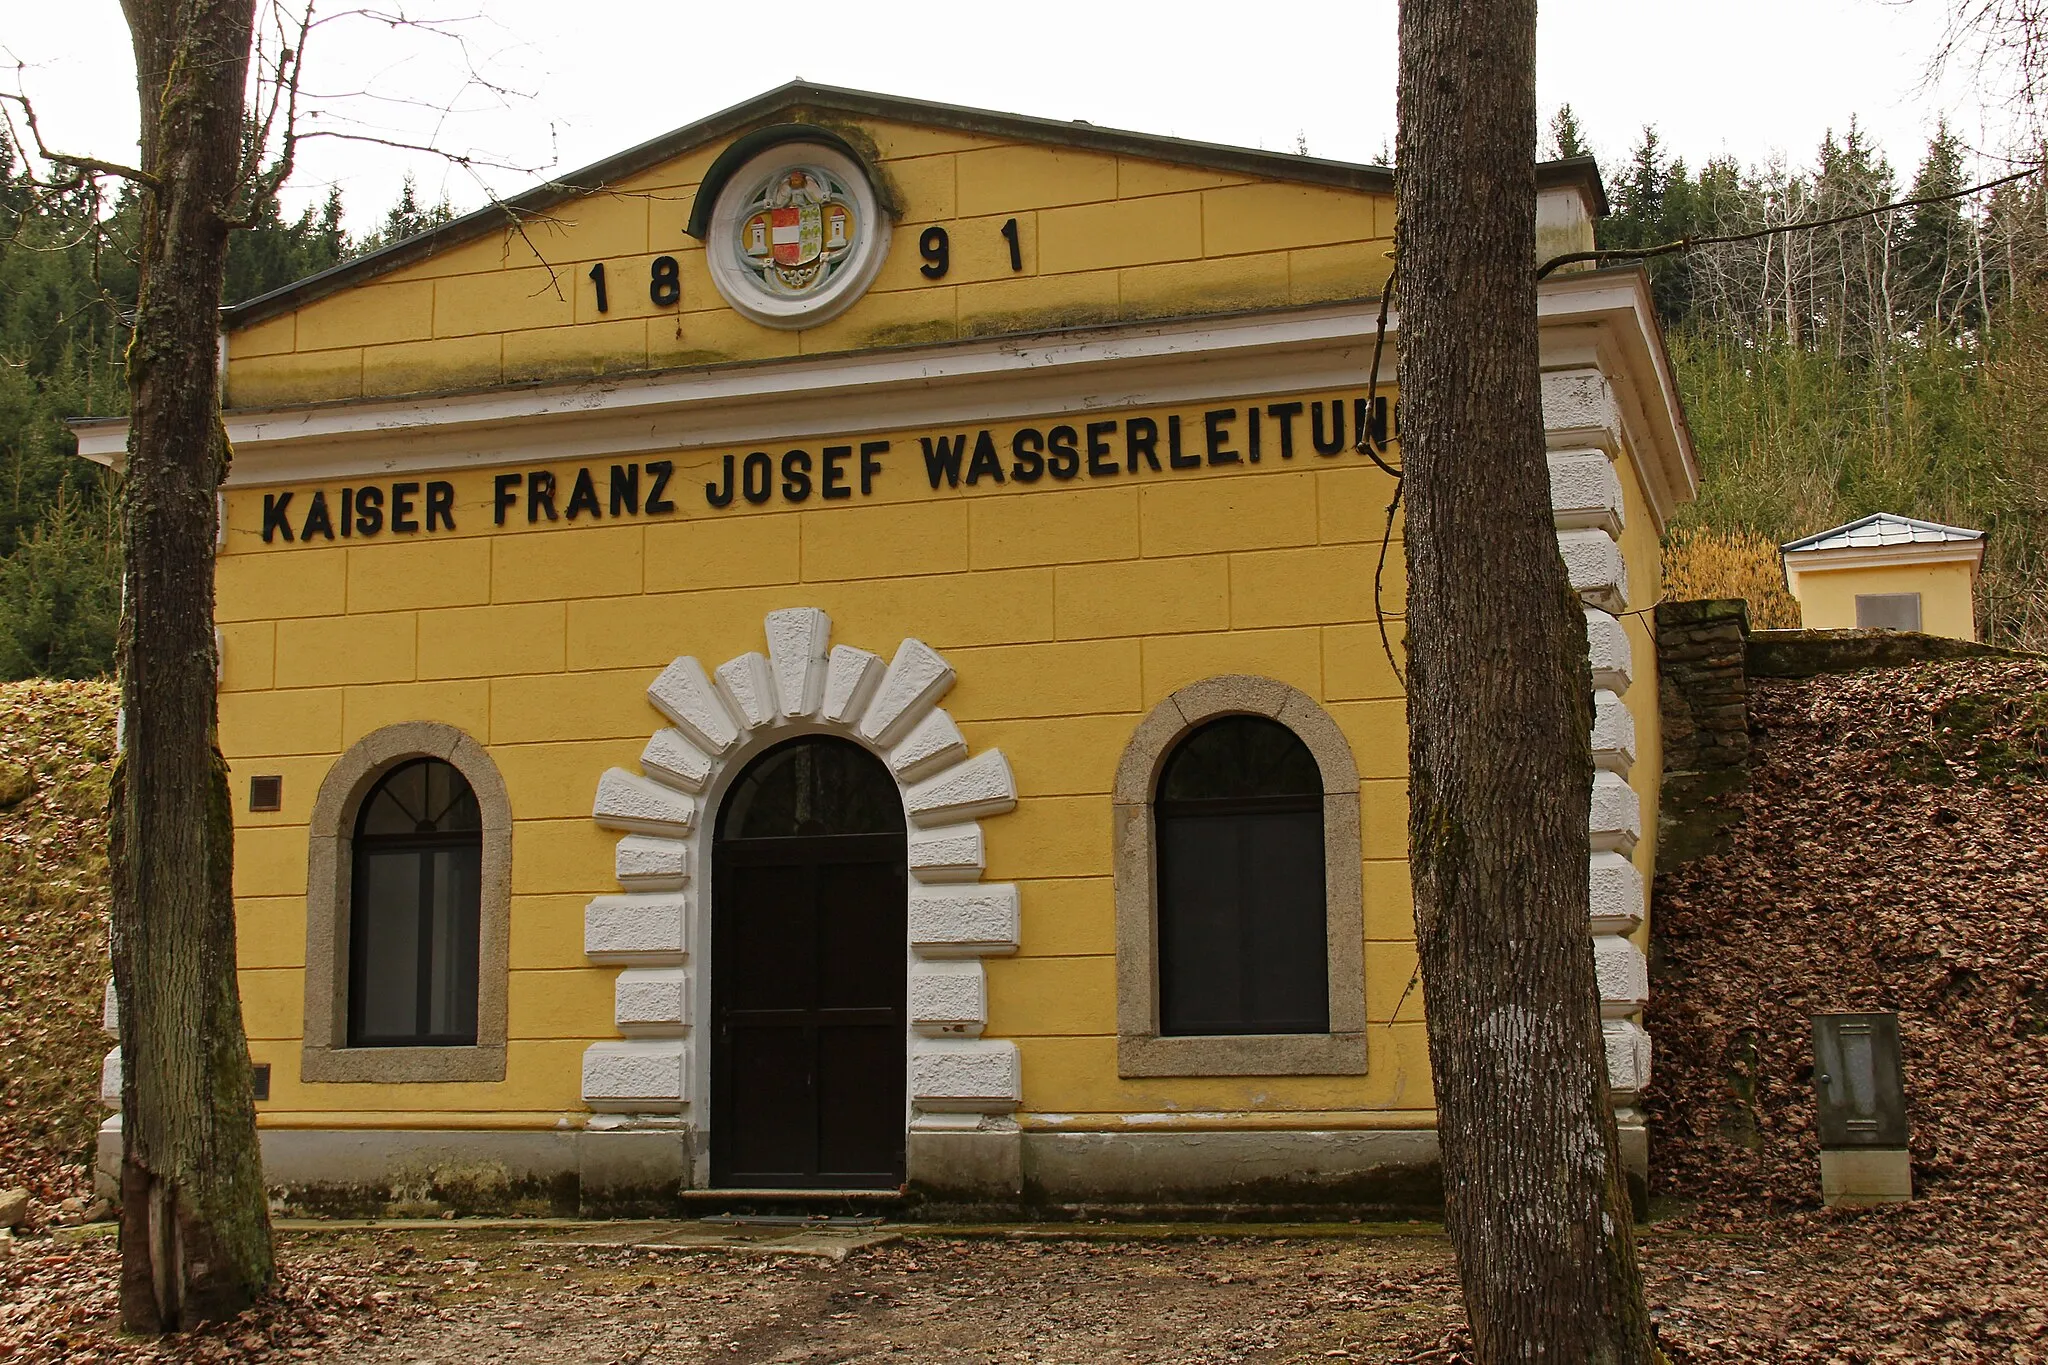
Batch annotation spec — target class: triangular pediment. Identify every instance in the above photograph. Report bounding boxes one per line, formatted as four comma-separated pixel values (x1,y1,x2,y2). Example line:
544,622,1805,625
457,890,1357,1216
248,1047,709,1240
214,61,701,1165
219,82,1600,410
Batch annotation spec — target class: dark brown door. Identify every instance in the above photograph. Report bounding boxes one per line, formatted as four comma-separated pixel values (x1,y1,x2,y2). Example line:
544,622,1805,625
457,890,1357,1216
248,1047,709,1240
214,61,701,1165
711,737,907,1189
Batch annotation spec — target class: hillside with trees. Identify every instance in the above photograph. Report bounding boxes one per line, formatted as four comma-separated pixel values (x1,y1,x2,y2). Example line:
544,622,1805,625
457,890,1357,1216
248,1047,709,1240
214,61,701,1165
1556,106,2048,647
0,150,450,680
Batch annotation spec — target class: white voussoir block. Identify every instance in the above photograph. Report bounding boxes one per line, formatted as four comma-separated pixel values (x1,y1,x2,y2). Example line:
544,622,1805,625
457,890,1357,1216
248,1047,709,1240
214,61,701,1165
908,823,986,883
820,645,885,727
764,607,832,718
614,967,692,1036
593,768,696,836
1585,607,1633,694
1548,449,1624,536
909,960,988,1037
103,979,119,1036
714,651,779,731
859,639,956,749
1588,850,1645,934
585,893,690,964
910,1039,1020,1113
1541,368,1621,453
1557,528,1629,613
640,728,715,793
1589,769,1641,854
1590,689,1637,774
1593,934,1650,1017
615,835,690,891
581,1040,689,1113
909,884,1021,957
1603,1018,1653,1097
906,749,1018,827
101,1046,122,1108
647,656,740,755
889,708,969,784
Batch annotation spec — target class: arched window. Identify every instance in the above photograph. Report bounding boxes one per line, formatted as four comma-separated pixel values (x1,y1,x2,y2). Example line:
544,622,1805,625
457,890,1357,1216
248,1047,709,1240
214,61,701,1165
347,757,484,1047
1155,716,1329,1036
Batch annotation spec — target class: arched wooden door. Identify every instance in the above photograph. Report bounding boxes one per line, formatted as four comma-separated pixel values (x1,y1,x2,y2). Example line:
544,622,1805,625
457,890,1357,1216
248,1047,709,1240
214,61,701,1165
710,735,907,1189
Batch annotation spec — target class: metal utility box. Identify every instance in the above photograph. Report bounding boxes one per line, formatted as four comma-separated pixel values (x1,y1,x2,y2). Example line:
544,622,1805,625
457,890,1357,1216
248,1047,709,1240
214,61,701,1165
1811,1011,1911,1205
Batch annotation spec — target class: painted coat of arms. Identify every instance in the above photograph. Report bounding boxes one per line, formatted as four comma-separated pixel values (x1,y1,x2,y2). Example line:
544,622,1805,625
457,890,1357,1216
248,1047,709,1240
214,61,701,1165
739,167,859,296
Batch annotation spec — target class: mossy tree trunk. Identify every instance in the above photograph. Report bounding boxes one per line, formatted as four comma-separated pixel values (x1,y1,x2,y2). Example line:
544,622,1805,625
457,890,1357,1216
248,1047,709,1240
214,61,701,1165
110,0,274,1331
1394,2,1654,1360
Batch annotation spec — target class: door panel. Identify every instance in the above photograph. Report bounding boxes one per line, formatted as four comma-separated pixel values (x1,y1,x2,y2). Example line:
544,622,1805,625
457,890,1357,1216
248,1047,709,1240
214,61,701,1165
711,737,907,1190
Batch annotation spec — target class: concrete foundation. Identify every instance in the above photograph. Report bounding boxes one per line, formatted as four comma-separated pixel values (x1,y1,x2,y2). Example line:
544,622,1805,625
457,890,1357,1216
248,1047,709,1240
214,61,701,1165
1820,1147,1912,1207
99,1121,1449,1219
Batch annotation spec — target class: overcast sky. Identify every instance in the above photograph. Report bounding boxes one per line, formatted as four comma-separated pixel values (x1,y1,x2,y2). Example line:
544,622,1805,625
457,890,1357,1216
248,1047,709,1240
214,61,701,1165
5,0,2004,232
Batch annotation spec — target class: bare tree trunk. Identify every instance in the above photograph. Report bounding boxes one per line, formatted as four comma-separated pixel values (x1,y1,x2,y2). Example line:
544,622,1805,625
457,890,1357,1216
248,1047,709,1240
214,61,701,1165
1394,3,1654,1361
111,0,274,1331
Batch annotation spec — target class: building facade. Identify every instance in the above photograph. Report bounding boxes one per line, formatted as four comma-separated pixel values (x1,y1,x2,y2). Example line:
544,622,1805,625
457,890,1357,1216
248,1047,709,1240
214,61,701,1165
81,84,1695,1215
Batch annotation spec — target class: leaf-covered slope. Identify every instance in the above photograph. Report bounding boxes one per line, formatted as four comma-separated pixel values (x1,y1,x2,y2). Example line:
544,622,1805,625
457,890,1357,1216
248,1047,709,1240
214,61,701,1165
1649,657,2048,1210
0,680,115,1204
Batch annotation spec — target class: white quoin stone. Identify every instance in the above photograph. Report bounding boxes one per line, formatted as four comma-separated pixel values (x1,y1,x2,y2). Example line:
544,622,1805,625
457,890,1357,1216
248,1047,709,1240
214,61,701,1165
1588,850,1645,934
1541,367,1622,453
908,824,986,883
581,1040,689,1113
100,1046,122,1108
1592,934,1650,1016
593,768,696,837
103,979,118,1036
1548,449,1625,536
614,835,691,891
1589,769,1642,855
820,646,885,727
910,1039,1021,1113
1603,1018,1654,1097
641,729,715,794
764,607,832,718
614,967,692,1036
1590,689,1637,774
909,960,988,1037
714,651,779,731
889,708,969,784
1585,607,1633,694
906,749,1018,827
585,893,690,964
647,656,740,755
910,884,1021,957
1557,527,1629,613
859,639,956,749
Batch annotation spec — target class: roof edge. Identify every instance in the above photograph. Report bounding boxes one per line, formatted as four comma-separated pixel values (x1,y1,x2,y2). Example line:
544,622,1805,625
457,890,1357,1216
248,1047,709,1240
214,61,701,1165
219,81,1608,332
1781,511,1987,552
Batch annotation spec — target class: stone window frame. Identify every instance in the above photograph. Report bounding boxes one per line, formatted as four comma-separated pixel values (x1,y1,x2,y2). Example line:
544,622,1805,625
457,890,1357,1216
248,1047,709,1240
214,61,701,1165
301,722,511,1084
1114,676,1367,1078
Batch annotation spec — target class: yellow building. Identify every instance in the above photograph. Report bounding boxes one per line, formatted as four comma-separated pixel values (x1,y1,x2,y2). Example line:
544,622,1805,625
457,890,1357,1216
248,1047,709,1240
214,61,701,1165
1781,513,1986,642
78,84,1696,1214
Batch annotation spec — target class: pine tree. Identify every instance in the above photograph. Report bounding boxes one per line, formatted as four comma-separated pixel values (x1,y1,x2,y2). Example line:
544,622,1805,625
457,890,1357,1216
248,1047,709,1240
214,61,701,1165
1547,104,1588,160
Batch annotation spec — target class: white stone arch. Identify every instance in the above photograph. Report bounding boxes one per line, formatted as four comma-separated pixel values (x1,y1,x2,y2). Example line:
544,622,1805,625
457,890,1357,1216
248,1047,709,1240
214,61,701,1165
579,607,1023,1151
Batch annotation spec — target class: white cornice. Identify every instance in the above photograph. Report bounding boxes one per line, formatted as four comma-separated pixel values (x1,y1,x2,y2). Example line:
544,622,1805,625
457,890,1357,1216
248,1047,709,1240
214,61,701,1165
74,271,1696,525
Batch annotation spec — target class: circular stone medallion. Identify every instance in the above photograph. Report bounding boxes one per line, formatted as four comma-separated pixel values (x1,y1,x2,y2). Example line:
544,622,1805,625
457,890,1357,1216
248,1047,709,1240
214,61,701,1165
705,143,891,329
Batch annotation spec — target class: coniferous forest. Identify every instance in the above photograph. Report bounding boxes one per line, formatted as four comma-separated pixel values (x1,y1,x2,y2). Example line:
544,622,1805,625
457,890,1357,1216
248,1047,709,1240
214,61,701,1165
3,118,2044,674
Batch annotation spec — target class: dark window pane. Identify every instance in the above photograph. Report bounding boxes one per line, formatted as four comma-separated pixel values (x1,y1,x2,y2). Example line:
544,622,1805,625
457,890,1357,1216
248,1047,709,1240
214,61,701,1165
1159,716,1322,804
721,736,902,839
358,757,482,835
354,849,422,1041
349,758,482,1046
1155,717,1329,1037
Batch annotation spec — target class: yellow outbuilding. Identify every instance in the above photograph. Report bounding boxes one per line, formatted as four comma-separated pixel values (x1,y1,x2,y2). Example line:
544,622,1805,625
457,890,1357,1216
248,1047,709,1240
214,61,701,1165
1781,513,1987,642
76,83,1696,1215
